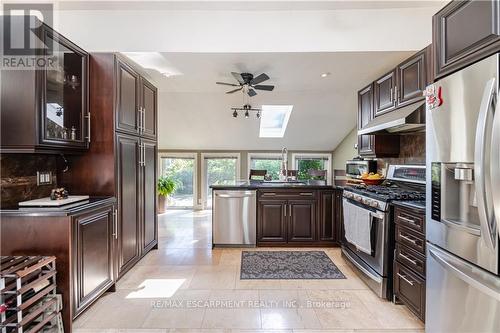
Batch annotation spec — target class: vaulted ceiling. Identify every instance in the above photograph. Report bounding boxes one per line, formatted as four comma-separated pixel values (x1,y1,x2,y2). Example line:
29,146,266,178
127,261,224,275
46,0,445,150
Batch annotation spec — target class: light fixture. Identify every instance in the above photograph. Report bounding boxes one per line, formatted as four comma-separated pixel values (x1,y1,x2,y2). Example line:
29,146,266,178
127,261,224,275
321,72,330,78
230,104,261,119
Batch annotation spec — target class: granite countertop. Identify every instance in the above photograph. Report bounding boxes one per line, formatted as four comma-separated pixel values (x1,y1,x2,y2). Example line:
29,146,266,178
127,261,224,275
0,196,116,217
210,180,342,190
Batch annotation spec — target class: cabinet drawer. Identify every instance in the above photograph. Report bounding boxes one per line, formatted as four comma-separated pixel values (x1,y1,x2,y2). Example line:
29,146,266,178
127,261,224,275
258,190,316,200
394,262,425,321
396,225,425,255
396,243,425,277
395,207,425,234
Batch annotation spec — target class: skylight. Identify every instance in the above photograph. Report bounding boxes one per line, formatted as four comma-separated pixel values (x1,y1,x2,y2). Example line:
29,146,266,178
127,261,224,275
259,105,293,138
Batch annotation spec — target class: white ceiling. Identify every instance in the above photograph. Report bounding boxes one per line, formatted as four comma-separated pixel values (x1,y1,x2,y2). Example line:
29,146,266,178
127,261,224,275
148,52,414,150
31,0,445,151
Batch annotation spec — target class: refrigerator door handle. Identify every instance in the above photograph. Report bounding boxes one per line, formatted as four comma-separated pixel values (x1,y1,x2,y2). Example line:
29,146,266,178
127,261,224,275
429,245,500,302
474,78,496,250
491,92,500,240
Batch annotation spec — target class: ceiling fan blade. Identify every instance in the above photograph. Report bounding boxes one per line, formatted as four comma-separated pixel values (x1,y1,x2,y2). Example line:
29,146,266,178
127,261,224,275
250,73,269,85
226,87,243,94
248,88,257,97
216,81,240,87
231,72,245,84
253,84,274,91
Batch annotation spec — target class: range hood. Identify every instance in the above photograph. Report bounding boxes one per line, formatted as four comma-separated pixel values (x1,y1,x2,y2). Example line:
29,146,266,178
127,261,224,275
358,101,426,135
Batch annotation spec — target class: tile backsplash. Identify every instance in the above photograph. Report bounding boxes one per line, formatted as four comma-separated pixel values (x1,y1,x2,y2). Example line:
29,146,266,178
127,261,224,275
377,133,425,174
0,154,58,208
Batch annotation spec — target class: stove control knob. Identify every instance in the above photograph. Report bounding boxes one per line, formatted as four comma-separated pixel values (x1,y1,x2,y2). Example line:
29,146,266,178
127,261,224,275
355,195,362,202
370,201,379,208
363,198,370,205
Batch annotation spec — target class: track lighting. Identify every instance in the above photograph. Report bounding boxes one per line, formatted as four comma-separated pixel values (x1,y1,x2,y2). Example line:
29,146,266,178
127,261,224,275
256,111,261,119
233,110,238,118
245,110,249,118
230,104,261,119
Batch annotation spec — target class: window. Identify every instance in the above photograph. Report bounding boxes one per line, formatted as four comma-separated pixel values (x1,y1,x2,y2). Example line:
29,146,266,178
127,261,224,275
202,154,240,208
248,153,282,180
159,153,197,208
292,153,332,184
259,105,293,138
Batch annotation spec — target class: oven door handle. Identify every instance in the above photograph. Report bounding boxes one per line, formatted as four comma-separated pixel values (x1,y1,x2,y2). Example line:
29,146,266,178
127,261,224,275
369,211,385,220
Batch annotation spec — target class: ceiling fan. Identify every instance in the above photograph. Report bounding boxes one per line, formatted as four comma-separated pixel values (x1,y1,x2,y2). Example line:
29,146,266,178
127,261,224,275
216,72,274,97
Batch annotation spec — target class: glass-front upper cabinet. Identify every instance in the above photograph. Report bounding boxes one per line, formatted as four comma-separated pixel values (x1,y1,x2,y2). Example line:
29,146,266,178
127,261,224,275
41,25,89,149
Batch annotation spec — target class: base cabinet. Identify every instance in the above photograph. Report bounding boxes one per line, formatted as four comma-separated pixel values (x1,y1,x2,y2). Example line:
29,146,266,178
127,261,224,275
73,204,115,317
257,189,341,246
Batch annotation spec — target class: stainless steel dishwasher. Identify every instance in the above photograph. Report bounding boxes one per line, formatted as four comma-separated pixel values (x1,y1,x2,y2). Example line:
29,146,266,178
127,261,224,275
212,190,256,246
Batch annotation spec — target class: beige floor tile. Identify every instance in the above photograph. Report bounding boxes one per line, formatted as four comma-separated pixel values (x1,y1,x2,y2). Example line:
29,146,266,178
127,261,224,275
307,290,382,330
188,265,238,289
142,290,211,329
353,290,423,329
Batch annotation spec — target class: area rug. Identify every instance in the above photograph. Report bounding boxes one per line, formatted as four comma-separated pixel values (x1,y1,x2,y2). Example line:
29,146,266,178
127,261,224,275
240,251,346,279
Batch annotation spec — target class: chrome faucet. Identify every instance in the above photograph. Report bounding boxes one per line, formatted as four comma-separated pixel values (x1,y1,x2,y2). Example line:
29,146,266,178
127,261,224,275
280,147,288,181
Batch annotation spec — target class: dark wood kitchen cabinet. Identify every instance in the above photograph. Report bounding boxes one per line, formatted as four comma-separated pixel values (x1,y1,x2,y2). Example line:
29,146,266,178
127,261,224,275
357,84,375,156
116,58,158,139
141,139,158,252
116,133,141,275
393,204,426,322
1,21,89,153
62,53,158,280
257,189,341,246
433,0,500,80
357,84,400,158
374,70,397,116
396,47,430,107
0,197,117,333
73,204,115,317
258,200,288,243
288,200,316,242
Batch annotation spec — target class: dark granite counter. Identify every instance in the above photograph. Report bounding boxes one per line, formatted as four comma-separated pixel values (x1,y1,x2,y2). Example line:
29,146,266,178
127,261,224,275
210,180,342,190
0,196,116,217
391,200,426,212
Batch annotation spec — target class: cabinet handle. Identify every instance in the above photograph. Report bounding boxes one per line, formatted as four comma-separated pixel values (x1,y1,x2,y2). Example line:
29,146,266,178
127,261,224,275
400,234,418,245
289,204,292,216
137,108,142,133
284,204,287,217
142,107,146,134
138,143,143,166
397,272,414,286
142,143,146,167
300,192,313,196
85,112,91,143
113,208,118,239
399,215,417,225
399,252,418,266
390,87,393,102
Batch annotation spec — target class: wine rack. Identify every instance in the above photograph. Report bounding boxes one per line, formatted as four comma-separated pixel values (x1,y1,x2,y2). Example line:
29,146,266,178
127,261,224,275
0,256,63,333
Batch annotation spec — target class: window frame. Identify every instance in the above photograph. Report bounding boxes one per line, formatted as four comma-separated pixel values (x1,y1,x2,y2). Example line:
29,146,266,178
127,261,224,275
201,152,241,209
247,152,283,180
158,152,198,209
291,153,332,185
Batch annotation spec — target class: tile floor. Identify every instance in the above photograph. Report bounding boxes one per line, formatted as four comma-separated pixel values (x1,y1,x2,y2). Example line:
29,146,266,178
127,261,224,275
74,210,423,333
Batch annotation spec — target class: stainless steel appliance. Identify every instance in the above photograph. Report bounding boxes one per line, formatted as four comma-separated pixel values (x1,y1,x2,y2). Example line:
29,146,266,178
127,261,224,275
425,53,500,332
342,165,425,299
345,159,377,179
212,190,256,246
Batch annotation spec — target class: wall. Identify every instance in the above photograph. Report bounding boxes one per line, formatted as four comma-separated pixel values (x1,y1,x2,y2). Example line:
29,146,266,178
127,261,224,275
158,149,334,209
0,154,59,209
331,127,358,170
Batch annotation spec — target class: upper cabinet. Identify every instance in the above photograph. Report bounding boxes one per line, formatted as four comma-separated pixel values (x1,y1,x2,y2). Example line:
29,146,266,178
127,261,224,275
374,70,397,116
433,0,500,80
397,47,430,107
373,46,431,118
358,84,375,156
115,57,158,140
1,22,89,153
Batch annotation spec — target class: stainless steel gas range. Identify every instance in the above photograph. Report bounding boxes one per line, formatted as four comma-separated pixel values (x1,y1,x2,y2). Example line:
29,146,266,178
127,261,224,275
341,164,425,299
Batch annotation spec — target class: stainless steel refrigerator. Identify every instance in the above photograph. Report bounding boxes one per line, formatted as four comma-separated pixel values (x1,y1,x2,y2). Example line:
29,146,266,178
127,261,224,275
425,53,500,332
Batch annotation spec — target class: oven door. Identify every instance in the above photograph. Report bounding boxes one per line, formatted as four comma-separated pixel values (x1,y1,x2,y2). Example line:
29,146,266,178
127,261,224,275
342,197,388,276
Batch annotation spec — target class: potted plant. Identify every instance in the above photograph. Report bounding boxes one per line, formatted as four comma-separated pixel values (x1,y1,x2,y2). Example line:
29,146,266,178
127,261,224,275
157,176,178,213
